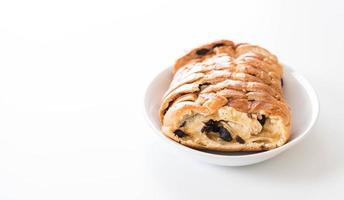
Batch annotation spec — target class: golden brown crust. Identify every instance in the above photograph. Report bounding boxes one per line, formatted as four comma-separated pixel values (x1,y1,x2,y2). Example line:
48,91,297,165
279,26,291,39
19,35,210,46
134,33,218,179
159,40,291,152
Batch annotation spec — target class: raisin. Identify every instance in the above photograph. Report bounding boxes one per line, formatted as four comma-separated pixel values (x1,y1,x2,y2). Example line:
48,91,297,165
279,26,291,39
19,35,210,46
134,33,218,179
235,136,245,144
212,43,225,48
174,129,185,137
281,78,284,87
202,120,221,133
219,127,232,142
205,120,221,132
201,126,211,133
212,125,220,132
258,115,266,126
198,82,210,90
205,119,217,127
196,48,210,56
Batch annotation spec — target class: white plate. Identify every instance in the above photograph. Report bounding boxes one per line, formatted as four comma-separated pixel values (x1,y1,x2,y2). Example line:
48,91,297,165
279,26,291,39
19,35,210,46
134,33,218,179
144,65,319,166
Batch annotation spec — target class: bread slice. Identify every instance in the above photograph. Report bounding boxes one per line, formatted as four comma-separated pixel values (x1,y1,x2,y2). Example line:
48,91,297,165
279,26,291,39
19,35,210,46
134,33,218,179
159,40,291,152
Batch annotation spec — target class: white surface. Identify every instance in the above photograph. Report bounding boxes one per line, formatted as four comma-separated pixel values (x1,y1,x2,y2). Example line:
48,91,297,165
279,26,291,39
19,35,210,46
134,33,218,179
0,0,343,199
144,65,319,166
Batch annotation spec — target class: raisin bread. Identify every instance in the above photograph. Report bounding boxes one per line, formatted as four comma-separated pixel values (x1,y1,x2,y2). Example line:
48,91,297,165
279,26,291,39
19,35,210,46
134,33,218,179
159,40,291,152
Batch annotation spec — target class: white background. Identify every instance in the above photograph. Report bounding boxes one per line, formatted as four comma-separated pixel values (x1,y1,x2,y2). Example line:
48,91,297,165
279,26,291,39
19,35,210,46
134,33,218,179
0,0,343,199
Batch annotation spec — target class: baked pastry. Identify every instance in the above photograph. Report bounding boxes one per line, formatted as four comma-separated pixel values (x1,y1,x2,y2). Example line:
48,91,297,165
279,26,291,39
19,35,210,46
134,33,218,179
159,40,291,152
